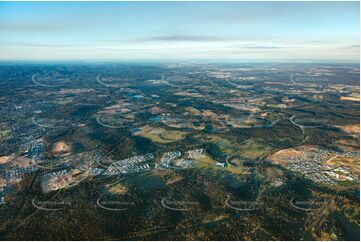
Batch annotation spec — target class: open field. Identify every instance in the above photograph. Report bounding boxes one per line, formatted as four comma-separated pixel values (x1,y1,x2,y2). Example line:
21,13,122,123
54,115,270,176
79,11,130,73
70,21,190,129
340,96,360,102
135,125,188,144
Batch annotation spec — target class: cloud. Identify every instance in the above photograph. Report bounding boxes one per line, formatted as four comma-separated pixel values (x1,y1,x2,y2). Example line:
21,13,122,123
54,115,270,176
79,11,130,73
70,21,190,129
0,21,69,33
0,41,82,48
336,44,360,50
240,46,282,50
139,34,228,42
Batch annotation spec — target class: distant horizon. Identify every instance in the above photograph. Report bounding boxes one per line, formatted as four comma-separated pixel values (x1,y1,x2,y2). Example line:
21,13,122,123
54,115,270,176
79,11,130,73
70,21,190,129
0,1,359,61
0,59,359,65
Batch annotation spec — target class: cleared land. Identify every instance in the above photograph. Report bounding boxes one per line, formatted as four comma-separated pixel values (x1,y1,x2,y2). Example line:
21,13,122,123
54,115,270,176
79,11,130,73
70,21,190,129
135,125,188,143
52,141,71,156
340,96,359,101
106,182,128,195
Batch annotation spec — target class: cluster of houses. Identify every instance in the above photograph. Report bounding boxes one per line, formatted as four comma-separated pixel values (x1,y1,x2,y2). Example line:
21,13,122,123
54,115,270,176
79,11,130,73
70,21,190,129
283,149,359,186
105,154,154,175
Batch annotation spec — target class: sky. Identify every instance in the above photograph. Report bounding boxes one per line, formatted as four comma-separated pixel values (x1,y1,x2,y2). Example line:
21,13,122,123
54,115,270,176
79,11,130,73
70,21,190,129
0,1,359,62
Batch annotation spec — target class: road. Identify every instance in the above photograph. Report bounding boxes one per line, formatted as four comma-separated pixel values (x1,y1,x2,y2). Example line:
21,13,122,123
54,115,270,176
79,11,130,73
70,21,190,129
289,74,297,84
288,115,305,135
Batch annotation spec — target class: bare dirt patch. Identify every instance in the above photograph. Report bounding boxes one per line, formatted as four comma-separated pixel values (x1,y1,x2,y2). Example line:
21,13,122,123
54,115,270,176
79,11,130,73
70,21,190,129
336,124,360,134
0,155,13,164
340,96,359,102
52,141,71,156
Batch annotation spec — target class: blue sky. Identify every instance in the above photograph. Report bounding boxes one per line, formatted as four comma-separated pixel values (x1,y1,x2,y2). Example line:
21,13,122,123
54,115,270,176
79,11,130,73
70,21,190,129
0,1,359,61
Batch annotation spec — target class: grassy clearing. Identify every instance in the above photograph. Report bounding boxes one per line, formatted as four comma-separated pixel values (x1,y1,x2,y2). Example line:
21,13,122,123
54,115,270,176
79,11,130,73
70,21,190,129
226,158,250,175
238,139,273,159
136,125,187,144
193,154,218,169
